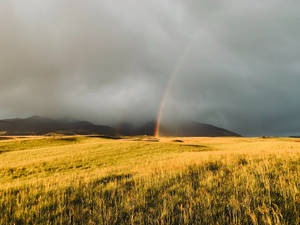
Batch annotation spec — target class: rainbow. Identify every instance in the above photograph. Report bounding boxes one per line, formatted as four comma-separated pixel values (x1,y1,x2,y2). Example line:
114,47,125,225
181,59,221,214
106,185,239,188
154,43,192,138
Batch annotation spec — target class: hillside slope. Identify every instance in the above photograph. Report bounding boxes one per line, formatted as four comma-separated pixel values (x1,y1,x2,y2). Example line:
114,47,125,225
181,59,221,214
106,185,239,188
117,121,242,137
0,116,241,137
0,116,114,135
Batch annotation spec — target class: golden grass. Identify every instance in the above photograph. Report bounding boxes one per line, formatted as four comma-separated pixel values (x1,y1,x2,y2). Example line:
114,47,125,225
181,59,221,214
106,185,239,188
0,136,299,224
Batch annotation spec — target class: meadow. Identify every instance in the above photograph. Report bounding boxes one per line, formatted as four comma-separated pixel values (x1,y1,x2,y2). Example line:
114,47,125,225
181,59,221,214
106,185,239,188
0,135,299,225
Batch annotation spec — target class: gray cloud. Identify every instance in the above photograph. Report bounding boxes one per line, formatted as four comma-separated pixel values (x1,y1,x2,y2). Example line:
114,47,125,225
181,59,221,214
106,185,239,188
1,0,300,136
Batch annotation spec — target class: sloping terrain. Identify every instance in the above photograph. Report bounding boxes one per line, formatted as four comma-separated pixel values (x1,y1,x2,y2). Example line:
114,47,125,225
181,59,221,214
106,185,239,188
0,116,114,135
0,116,241,137
117,121,242,137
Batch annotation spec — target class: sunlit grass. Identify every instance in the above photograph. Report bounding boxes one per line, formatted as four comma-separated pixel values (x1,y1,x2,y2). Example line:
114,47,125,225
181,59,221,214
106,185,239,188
0,136,299,224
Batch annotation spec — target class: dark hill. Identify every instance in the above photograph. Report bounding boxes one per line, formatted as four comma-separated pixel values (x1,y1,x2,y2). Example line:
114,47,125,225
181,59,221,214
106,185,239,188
0,116,242,137
117,121,242,137
0,116,114,135
160,122,242,137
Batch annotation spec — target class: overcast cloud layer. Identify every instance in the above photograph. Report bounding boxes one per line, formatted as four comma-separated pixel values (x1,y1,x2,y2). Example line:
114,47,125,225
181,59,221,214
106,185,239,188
1,0,300,136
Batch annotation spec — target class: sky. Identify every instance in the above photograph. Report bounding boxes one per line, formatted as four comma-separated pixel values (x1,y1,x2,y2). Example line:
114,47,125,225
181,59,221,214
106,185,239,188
0,0,300,136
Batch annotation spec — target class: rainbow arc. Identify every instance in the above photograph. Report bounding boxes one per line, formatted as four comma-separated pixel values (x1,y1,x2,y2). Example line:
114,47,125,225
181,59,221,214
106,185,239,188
154,43,193,138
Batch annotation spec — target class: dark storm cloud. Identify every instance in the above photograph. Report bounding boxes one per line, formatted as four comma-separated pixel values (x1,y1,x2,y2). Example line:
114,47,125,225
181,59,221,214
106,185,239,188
0,0,300,136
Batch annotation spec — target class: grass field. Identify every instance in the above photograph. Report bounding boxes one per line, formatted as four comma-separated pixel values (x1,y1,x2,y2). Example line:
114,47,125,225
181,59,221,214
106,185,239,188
0,135,299,225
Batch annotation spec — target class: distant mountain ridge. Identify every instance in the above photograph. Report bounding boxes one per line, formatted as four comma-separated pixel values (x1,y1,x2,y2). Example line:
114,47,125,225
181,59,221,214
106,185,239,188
0,116,114,135
117,121,242,137
162,121,242,137
0,116,242,137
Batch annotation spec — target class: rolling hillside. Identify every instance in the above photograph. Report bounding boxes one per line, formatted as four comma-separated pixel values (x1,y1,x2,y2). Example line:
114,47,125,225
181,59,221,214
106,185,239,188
117,121,242,137
0,116,114,135
0,116,241,137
